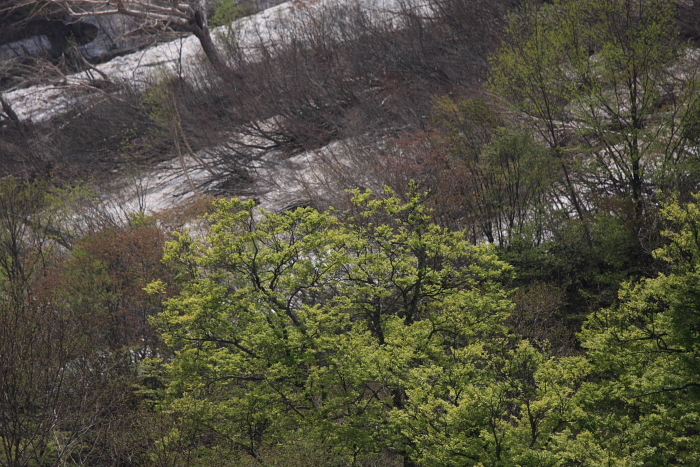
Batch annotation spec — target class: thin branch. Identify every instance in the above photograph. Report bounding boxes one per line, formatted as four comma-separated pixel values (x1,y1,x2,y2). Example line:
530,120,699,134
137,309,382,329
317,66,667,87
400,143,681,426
630,382,700,399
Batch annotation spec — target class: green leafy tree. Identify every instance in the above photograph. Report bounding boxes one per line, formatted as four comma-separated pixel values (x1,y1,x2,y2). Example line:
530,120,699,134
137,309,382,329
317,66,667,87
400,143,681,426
210,0,244,28
151,186,515,466
491,0,700,237
487,0,700,325
392,189,700,466
560,196,700,465
431,97,556,247
395,343,589,467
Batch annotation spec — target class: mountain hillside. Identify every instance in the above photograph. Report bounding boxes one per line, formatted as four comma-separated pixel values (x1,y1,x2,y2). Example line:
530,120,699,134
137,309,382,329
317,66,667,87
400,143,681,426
3,1,700,466
1,0,516,213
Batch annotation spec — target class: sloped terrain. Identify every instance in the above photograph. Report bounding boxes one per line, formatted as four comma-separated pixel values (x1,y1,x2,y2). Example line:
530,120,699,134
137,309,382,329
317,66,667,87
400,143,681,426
0,0,517,214
4,3,700,466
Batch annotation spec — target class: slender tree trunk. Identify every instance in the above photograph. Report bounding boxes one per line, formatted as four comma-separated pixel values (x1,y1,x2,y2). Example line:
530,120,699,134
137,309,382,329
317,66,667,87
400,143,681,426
391,387,417,467
189,8,243,82
557,150,592,247
629,69,645,237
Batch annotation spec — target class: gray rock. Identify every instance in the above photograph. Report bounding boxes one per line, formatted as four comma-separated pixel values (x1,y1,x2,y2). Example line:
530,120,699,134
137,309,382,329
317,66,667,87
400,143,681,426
0,36,51,61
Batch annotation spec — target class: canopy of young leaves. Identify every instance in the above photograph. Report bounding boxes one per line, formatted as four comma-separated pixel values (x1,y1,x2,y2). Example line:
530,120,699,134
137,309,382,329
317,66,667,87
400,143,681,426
566,196,700,465
150,186,523,464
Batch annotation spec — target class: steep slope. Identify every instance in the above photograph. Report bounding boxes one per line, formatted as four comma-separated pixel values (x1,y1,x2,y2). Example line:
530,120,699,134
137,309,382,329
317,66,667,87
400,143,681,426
3,0,427,122
1,0,517,214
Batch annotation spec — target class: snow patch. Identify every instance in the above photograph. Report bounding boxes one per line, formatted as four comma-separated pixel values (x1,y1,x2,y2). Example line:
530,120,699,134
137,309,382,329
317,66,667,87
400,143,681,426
4,0,426,122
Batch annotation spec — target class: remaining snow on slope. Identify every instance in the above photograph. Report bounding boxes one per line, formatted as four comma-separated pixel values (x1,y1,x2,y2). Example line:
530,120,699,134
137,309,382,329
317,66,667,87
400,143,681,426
5,0,425,122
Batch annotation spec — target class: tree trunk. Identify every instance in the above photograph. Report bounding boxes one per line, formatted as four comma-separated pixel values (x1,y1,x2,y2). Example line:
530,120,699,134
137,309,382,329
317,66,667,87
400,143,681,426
0,94,19,122
189,8,242,82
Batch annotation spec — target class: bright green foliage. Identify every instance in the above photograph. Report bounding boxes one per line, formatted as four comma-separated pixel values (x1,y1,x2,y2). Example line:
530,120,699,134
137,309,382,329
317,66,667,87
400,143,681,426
566,196,700,465
394,343,589,467
153,188,700,466
152,187,518,464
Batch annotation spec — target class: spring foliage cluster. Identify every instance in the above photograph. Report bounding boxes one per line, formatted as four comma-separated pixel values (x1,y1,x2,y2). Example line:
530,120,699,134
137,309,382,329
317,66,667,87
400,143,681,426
149,186,700,466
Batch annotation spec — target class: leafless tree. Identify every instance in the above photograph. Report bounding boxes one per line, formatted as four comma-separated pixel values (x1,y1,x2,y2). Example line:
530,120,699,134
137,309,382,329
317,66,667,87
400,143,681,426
67,0,233,76
160,0,521,201
1,0,232,79
0,176,175,467
0,178,89,467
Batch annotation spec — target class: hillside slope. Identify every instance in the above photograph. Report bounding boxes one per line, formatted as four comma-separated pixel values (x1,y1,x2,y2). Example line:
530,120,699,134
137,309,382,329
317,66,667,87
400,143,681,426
1,0,517,214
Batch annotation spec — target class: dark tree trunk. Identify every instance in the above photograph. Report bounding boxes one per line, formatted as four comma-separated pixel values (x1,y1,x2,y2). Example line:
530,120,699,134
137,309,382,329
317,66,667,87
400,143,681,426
189,8,242,82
